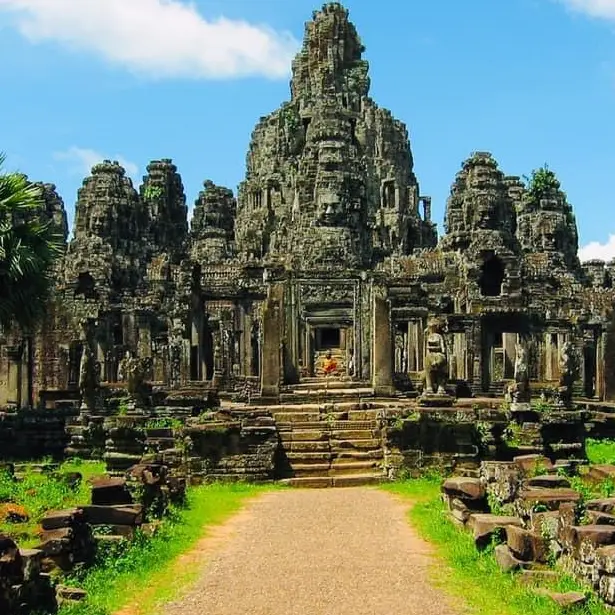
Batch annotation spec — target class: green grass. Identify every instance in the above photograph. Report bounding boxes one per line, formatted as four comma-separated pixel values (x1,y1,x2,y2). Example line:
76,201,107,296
0,458,106,546
59,482,273,615
586,438,615,465
383,478,611,615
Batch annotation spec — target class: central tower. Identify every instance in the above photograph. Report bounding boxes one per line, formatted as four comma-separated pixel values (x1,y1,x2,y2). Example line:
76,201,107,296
234,2,435,270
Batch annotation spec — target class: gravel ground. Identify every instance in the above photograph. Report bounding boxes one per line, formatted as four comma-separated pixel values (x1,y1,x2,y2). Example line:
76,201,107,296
157,487,460,615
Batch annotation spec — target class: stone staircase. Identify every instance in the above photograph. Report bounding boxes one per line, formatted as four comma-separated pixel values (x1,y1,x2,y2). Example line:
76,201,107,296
270,382,387,487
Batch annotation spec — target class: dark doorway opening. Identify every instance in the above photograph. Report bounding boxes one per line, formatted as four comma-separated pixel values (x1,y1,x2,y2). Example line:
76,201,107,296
584,346,596,398
190,345,201,381
204,326,214,380
479,253,505,296
317,327,340,350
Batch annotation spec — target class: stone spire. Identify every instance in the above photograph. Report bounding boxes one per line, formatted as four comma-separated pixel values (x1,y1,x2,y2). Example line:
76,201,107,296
73,160,144,249
440,152,522,298
515,168,580,273
234,3,433,270
442,152,517,251
35,182,69,245
66,160,145,292
140,159,188,256
190,180,236,263
290,2,370,110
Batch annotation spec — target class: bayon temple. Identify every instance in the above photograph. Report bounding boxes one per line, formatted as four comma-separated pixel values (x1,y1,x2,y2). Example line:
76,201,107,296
2,2,615,410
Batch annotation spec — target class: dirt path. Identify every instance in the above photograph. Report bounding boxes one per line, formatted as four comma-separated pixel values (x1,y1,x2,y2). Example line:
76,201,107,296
145,487,460,615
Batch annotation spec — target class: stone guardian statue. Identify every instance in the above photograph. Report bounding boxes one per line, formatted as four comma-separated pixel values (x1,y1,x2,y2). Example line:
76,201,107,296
423,318,448,396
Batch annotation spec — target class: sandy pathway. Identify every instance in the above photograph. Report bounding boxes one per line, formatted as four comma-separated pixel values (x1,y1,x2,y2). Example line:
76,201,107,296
150,487,460,615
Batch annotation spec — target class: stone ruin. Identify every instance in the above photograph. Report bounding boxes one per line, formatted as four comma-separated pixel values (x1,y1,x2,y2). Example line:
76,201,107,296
0,2,615,484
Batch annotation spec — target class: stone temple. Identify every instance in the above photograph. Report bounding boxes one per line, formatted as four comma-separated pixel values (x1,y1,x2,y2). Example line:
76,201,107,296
2,2,615,410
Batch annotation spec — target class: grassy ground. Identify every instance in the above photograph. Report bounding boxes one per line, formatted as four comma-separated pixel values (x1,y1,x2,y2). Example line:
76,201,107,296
383,478,610,615
59,482,273,615
0,458,106,546
586,438,615,465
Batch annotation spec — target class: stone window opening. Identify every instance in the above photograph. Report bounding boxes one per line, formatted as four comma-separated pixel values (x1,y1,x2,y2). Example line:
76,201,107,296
68,341,82,386
75,272,96,299
349,118,358,146
479,253,505,297
382,180,395,209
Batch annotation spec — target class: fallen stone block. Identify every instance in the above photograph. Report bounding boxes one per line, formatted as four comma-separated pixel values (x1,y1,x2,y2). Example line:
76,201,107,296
81,504,143,526
599,572,615,604
587,465,615,484
569,525,615,563
36,528,73,556
57,585,87,602
494,544,527,572
534,589,587,609
586,497,615,515
447,498,472,525
587,510,615,526
517,488,581,514
526,474,571,489
441,477,485,501
518,569,560,585
506,525,548,563
41,508,85,531
0,534,23,584
595,544,615,574
467,513,523,549
513,454,554,474
19,548,43,582
91,477,133,506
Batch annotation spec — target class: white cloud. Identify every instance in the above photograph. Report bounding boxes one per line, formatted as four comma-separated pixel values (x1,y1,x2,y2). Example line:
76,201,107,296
0,0,298,79
557,0,615,21
54,146,138,178
579,234,615,261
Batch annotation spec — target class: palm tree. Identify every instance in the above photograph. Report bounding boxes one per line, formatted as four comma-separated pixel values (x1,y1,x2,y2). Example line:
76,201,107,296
0,152,64,332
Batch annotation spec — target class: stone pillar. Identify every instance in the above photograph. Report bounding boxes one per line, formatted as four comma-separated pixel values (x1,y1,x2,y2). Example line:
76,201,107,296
261,283,284,399
372,289,393,396
596,333,605,400
6,345,23,408
137,318,152,358
503,333,516,379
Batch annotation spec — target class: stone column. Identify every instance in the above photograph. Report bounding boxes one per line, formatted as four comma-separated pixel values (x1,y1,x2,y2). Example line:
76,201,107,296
503,333,517,379
6,345,22,408
596,333,605,400
261,283,284,399
372,289,393,396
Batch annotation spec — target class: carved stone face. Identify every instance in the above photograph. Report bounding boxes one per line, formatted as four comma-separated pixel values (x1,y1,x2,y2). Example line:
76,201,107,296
89,209,109,236
315,175,348,226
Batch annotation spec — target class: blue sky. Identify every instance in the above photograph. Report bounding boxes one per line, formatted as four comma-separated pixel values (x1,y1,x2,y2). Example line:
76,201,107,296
1,0,614,260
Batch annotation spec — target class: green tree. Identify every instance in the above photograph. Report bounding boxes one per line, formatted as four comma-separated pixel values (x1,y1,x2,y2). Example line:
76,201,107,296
523,164,561,202
0,153,64,331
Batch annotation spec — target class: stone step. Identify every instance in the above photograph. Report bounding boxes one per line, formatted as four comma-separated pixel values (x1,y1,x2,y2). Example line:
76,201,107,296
334,449,384,461
292,380,371,390
279,473,385,489
292,463,332,477
279,430,328,442
331,438,382,450
284,440,331,452
331,429,380,439
286,452,334,464
332,473,385,487
329,461,381,476
273,412,322,423
276,420,380,432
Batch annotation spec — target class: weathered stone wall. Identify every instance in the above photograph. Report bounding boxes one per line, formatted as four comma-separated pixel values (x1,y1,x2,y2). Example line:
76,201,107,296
0,408,76,460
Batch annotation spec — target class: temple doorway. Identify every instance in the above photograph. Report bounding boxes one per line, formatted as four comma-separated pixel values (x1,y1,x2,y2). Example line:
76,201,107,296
584,345,596,398
316,327,340,350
